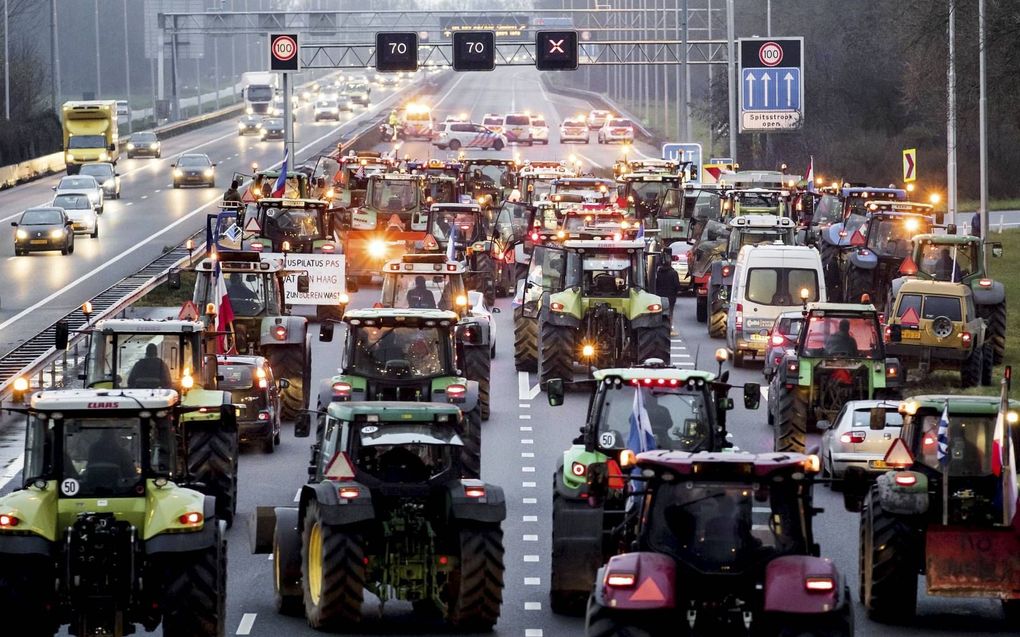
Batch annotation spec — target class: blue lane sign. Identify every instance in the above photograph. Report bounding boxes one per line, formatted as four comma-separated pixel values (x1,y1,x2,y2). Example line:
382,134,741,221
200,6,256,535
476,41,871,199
741,68,800,111
662,142,702,185
738,37,804,132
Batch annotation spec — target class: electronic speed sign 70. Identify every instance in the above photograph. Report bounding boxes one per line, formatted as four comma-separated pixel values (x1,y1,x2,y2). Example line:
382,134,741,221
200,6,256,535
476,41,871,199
452,31,496,71
375,32,418,73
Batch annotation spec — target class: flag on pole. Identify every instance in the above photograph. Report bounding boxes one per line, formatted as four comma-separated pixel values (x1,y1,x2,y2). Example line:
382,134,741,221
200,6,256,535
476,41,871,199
936,403,951,467
803,155,815,192
446,223,458,262
214,261,236,354
635,222,645,240
626,386,656,454
994,386,1018,525
271,150,289,198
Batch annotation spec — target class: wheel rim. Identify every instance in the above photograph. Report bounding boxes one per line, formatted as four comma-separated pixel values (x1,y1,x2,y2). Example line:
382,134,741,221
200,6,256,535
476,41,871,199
308,522,324,604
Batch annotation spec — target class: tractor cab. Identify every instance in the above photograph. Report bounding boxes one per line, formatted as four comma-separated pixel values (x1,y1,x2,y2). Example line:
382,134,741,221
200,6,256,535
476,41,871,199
461,158,518,206
334,151,399,208
238,168,308,203
380,254,469,313
551,177,615,205
426,203,488,253
244,197,337,254
565,239,648,298
519,164,577,203
83,319,213,391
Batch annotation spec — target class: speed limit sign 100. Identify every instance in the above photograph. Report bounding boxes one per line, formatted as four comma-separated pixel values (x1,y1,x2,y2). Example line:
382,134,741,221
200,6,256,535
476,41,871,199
270,33,300,71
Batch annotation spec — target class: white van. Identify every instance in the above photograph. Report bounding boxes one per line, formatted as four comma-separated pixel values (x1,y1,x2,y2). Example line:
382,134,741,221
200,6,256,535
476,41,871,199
726,244,825,366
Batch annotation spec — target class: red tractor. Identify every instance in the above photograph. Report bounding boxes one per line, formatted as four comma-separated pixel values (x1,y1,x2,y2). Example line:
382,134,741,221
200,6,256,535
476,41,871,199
585,451,852,636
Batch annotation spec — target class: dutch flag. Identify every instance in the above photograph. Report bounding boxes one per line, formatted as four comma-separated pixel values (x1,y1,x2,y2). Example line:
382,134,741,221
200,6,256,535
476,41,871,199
213,261,235,354
271,149,289,198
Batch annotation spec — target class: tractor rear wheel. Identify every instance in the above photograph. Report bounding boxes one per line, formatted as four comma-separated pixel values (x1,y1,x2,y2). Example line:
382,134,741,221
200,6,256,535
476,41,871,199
774,385,809,453
475,252,496,306
960,342,984,389
550,487,604,616
708,309,727,338
461,406,482,479
462,345,491,421
446,522,505,631
979,300,1007,364
162,519,227,637
844,271,869,306
301,501,365,629
982,341,994,386
187,424,238,528
539,321,575,386
695,294,707,323
634,325,670,365
514,306,539,372
585,595,654,637
862,485,917,622
0,557,57,636
266,344,307,423
273,509,304,616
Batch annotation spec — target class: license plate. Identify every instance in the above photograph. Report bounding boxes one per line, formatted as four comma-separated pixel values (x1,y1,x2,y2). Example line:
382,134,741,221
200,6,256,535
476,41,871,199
902,330,921,340
750,334,768,342
30,239,47,244
868,460,888,469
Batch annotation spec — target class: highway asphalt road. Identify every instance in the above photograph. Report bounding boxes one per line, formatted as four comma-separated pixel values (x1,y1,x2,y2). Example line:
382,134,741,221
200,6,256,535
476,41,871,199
6,66,1007,635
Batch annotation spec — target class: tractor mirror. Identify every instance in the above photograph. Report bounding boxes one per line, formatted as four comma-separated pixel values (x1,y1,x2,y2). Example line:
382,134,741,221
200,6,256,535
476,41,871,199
717,397,734,411
167,268,182,290
319,322,335,342
991,242,1003,258
888,324,902,343
546,378,565,406
278,378,290,389
54,320,69,351
294,414,311,438
297,275,310,294
869,407,886,430
346,277,359,293
743,383,761,409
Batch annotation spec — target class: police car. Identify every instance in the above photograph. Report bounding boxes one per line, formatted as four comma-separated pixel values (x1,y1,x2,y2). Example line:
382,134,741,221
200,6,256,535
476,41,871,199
597,117,635,144
433,121,507,151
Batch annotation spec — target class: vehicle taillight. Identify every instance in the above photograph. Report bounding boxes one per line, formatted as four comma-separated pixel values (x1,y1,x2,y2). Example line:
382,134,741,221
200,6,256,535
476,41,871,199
893,472,917,487
721,265,732,278
322,243,335,252
647,303,661,313
770,333,785,347
605,572,636,588
735,303,743,330
571,462,587,477
883,325,891,342
178,512,203,526
464,485,486,498
961,331,972,344
0,514,18,528
257,410,270,421
338,487,360,499
840,430,867,444
446,383,467,402
530,231,540,241
550,302,565,311
332,381,352,398
804,577,835,592
671,254,680,262
251,243,264,252
272,325,287,340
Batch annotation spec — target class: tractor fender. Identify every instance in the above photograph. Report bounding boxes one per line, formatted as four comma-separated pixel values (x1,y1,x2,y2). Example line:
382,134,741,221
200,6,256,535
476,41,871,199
875,470,929,515
272,507,302,600
543,305,581,328
822,224,848,248
555,449,611,498
457,317,491,347
763,555,846,614
848,248,878,270
595,552,677,610
448,480,506,523
259,315,308,347
544,290,582,328
629,289,671,326
146,496,218,554
709,260,734,287
972,280,1006,306
300,481,375,528
0,534,52,557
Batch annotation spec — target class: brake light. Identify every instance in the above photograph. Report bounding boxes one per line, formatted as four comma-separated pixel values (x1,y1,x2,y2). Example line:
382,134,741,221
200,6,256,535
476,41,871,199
721,264,732,278
338,487,360,499
804,577,835,592
961,331,972,344
272,325,287,340
0,514,18,528
672,254,680,262
886,363,899,378
735,303,743,330
530,231,539,241
504,252,514,264
179,512,203,526
840,430,867,444
550,302,565,311
605,573,636,588
257,411,270,421
884,325,891,341
465,485,486,498
446,383,467,402
893,473,917,487
770,334,785,347
332,381,352,398
251,242,264,252
978,278,993,288
647,303,661,313
571,462,587,477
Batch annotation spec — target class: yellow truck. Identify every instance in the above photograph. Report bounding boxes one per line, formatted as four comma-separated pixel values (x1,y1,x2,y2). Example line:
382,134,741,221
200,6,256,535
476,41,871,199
61,100,119,174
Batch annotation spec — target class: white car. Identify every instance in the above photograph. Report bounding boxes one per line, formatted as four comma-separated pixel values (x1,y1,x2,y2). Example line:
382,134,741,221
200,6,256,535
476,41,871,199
502,113,533,145
51,192,99,238
433,121,507,151
559,117,590,143
313,99,341,121
481,113,504,134
78,162,120,200
819,400,904,480
597,117,635,144
587,109,611,129
54,175,104,213
529,115,549,145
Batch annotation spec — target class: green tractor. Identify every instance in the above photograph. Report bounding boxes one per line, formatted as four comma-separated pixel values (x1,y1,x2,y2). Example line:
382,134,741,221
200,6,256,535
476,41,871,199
769,302,902,453
889,231,1006,364
512,243,562,373
192,251,310,423
543,359,761,615
538,239,672,385
0,389,227,636
842,392,1020,625
252,402,505,631
81,318,240,527
316,309,484,478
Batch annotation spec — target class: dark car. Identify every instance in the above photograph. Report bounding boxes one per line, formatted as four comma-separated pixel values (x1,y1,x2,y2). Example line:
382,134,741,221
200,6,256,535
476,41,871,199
260,117,285,141
171,153,216,188
125,131,161,158
237,114,262,136
217,355,285,452
12,207,74,256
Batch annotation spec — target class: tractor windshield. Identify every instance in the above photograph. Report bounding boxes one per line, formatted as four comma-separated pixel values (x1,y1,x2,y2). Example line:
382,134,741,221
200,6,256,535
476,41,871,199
917,242,976,282
465,164,513,191
916,413,1001,477
527,245,570,292
685,190,721,222
733,191,781,211
348,325,447,378
865,216,930,257
427,179,457,204
572,250,644,296
729,229,788,253
262,205,324,240
800,313,882,359
430,209,484,243
813,194,843,225
645,480,807,574
384,273,466,311
87,332,198,389
369,179,419,212
352,422,460,483
194,271,280,317
596,386,713,452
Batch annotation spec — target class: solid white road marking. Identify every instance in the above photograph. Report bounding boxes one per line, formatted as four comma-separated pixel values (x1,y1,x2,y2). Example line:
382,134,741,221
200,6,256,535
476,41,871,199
523,534,538,541
236,613,257,635
525,602,542,610
523,515,538,522
524,555,540,562
518,372,540,400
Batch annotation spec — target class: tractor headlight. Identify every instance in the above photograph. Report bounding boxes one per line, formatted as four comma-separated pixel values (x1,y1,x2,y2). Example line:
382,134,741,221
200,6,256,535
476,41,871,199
98,152,109,162
368,239,387,258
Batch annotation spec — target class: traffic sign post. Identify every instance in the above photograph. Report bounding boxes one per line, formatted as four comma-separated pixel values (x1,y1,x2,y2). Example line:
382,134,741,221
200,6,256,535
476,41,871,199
662,142,703,185
269,33,300,72
903,148,917,183
452,31,496,72
535,30,578,71
375,32,419,73
738,37,804,133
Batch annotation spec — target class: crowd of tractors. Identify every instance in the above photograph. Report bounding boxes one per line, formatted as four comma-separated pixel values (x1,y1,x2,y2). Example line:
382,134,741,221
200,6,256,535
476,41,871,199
0,144,1017,637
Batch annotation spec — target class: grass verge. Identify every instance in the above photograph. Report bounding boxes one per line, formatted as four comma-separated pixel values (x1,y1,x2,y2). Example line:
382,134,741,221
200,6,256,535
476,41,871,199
134,270,197,308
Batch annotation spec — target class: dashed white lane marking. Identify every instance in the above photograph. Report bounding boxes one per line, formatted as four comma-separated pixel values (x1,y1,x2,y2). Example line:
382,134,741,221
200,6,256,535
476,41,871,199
523,481,536,487
125,201,133,206
675,353,692,358
523,497,537,504
524,555,540,562
5,256,14,261
522,452,535,458
523,515,538,522
522,466,535,472
677,361,696,367
293,488,301,502
140,195,148,199
525,602,542,610
519,403,530,408
525,629,544,637
524,577,541,585
522,439,534,444
236,613,257,635
154,189,161,193
523,534,538,541
520,426,533,432
519,414,531,419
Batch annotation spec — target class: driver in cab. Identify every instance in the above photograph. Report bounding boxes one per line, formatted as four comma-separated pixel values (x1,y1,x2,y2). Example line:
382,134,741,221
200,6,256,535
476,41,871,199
406,275,437,309
127,344,173,388
824,319,859,356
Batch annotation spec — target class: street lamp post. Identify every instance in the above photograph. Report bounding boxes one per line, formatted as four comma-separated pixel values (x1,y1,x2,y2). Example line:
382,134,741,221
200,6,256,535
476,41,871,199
122,0,131,133
947,0,957,224
4,0,9,119
978,0,988,253
726,0,737,162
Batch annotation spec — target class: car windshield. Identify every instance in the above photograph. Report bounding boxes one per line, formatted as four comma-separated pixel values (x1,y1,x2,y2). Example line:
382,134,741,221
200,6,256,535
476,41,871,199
264,118,283,127
563,119,585,127
59,177,95,190
67,135,106,149
532,118,546,127
918,243,976,282
349,325,445,378
801,314,881,358
179,155,210,167
353,423,458,482
346,83,366,91
53,194,91,209
597,386,713,452
87,332,195,388
385,273,466,311
79,164,113,179
505,115,529,125
219,365,255,390
645,480,807,573
467,164,511,188
263,206,323,239
369,180,418,212
745,268,819,306
247,86,273,101
865,217,929,257
21,209,62,225
576,251,641,296
130,132,156,142
430,210,483,243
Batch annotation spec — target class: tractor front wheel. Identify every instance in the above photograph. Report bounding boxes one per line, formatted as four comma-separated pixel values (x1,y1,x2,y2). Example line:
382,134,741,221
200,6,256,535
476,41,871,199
862,485,918,622
446,523,505,631
774,385,809,453
474,252,496,306
162,519,227,637
539,319,575,386
187,424,238,528
266,344,307,423
961,342,984,389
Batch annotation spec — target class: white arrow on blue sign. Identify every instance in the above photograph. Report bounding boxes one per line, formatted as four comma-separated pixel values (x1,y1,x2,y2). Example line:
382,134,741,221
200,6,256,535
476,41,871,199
661,142,702,185
742,67,800,111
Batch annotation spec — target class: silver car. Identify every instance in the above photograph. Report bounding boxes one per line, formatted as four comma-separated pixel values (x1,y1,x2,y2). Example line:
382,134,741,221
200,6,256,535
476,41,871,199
818,400,903,480
54,175,104,214
79,162,120,200
51,192,99,238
